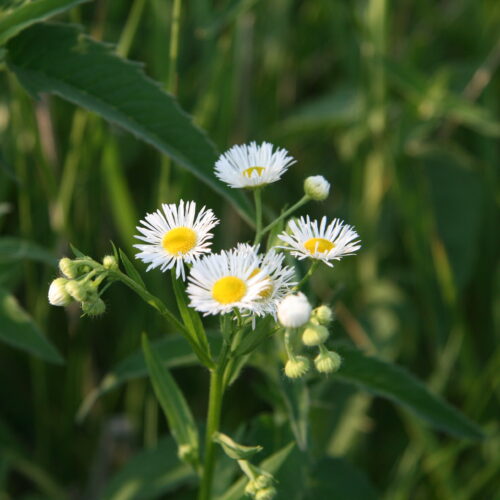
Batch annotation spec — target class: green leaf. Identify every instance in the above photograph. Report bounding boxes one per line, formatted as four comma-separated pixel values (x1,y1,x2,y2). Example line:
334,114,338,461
213,432,263,461
142,334,199,463
0,237,57,266
6,22,253,225
306,457,379,500
0,288,63,364
217,443,295,500
100,435,195,500
0,0,88,46
334,345,484,440
118,249,145,287
76,335,200,422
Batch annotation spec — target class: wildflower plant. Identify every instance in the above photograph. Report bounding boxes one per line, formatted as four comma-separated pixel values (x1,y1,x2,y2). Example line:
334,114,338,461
48,141,359,499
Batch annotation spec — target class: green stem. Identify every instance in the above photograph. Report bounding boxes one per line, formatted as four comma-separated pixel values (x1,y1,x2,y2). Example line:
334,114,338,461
260,195,310,239
117,0,147,58
294,260,319,291
253,188,263,245
198,366,225,500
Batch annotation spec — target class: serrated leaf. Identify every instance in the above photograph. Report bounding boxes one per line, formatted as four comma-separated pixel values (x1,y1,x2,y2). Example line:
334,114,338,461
6,22,253,225
76,335,200,422
142,334,199,463
0,0,87,46
0,288,63,364
0,237,57,266
118,249,145,287
217,443,295,500
334,345,483,440
100,435,195,500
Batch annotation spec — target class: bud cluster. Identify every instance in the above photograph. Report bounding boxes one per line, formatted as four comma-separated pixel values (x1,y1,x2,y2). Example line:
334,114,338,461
243,466,276,500
280,302,342,379
48,254,118,317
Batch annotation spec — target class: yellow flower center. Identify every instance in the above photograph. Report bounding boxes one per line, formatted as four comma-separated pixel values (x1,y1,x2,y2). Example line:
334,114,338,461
304,237,334,254
212,276,247,304
242,166,265,178
162,227,197,255
249,268,274,299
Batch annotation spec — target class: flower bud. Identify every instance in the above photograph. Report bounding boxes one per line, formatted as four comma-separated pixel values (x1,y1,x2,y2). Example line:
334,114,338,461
59,258,79,279
66,280,97,303
48,278,73,306
302,323,329,346
314,350,342,374
102,255,118,270
284,356,310,379
245,480,259,496
277,293,311,328
178,444,198,464
254,474,273,490
304,175,330,201
312,305,333,325
81,298,106,316
255,487,277,500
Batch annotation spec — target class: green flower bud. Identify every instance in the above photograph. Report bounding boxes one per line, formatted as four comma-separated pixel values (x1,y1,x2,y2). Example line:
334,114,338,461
59,258,80,279
315,350,342,374
302,323,329,346
255,487,277,500
304,175,330,201
82,298,106,316
312,305,334,325
48,278,73,306
102,255,118,270
254,474,273,490
245,480,259,496
178,443,198,464
284,356,310,379
66,280,97,303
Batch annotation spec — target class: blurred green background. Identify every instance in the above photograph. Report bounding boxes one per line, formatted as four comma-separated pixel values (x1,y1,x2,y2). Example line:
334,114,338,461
0,0,499,499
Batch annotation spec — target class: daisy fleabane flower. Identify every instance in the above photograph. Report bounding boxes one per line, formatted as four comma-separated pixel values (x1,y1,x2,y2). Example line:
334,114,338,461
278,216,361,266
236,244,296,318
215,141,296,189
186,247,271,316
134,200,219,279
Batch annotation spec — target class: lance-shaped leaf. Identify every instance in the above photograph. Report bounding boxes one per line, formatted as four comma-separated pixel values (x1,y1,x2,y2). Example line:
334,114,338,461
0,288,63,364
334,345,484,440
142,333,199,465
0,0,87,46
213,432,263,461
6,22,253,225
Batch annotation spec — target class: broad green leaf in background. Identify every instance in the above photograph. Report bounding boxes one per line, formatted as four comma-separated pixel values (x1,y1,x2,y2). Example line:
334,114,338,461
306,458,379,500
217,442,295,500
142,334,199,461
76,335,199,422
6,22,254,225
0,288,63,364
0,0,88,46
0,237,57,266
334,345,484,440
100,436,195,500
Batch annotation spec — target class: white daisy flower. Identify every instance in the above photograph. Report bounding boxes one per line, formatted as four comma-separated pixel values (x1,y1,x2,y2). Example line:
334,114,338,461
236,244,296,318
134,200,219,279
215,141,296,189
278,216,361,266
186,247,271,316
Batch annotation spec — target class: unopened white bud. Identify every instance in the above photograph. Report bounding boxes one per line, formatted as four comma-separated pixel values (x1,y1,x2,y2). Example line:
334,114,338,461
48,278,73,306
277,292,311,328
315,350,342,374
312,305,333,325
102,255,118,270
284,356,310,379
302,324,329,346
304,175,330,201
